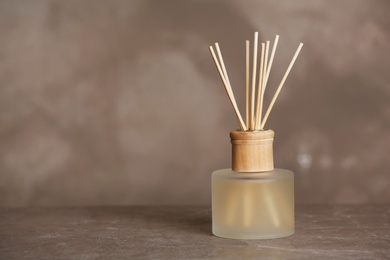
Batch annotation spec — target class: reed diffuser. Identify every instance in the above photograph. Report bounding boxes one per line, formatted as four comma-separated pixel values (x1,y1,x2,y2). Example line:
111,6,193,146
209,32,303,239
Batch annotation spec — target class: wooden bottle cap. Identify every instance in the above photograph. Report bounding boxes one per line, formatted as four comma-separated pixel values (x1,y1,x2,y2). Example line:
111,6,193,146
230,129,274,172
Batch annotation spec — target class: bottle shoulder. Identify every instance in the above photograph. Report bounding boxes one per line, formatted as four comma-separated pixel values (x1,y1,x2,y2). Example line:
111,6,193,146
212,168,293,180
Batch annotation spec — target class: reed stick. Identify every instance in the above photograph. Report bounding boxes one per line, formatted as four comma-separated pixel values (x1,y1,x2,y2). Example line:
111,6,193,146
261,43,303,129
246,40,250,128
255,43,265,130
263,35,279,94
258,36,279,129
250,32,259,130
209,46,247,131
215,43,248,130
263,41,270,90
215,43,231,87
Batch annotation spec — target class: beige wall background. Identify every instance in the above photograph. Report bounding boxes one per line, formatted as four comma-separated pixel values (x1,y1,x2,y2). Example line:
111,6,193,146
1,0,389,206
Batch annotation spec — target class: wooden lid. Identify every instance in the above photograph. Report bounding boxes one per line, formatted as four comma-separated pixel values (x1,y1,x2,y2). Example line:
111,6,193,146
230,129,274,172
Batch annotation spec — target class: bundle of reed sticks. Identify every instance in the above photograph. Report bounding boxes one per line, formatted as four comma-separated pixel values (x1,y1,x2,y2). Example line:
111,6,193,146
209,32,303,131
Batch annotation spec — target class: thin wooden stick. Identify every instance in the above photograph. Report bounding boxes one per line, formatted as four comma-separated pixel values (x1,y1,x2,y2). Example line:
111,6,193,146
245,40,250,129
214,43,247,130
209,46,247,131
259,36,279,129
215,43,231,87
250,32,259,130
261,43,304,129
253,41,269,130
262,41,270,91
255,43,265,130
215,42,246,131
263,35,279,94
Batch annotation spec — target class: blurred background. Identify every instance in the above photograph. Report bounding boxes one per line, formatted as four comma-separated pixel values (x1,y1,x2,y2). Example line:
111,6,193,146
0,0,389,207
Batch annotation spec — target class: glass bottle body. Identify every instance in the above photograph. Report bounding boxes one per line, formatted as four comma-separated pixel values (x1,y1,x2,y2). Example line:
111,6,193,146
212,168,294,239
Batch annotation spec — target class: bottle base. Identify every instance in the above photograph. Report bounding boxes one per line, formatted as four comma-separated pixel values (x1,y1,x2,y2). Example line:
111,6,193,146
212,227,294,240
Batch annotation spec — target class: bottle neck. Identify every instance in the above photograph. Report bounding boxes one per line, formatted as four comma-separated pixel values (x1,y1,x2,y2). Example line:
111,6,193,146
230,130,274,172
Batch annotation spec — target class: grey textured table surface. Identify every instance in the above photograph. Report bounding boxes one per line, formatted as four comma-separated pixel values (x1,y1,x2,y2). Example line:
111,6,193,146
0,205,389,259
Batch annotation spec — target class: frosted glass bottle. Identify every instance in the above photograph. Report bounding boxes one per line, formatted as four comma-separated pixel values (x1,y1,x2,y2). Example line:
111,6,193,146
212,130,294,239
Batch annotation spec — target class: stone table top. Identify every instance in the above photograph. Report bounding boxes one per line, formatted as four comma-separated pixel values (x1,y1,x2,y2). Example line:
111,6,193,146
0,205,389,259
